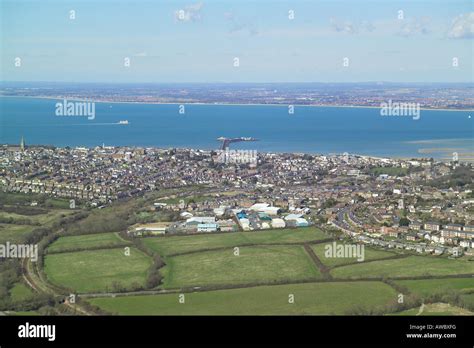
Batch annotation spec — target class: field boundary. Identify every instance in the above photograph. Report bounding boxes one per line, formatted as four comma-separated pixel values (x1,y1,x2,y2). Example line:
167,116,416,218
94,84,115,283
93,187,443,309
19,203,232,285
303,243,333,280
165,238,333,257
329,254,410,270
78,274,474,299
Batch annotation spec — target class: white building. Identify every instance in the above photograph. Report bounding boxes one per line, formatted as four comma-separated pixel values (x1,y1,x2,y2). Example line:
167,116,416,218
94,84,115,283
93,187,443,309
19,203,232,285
271,218,286,229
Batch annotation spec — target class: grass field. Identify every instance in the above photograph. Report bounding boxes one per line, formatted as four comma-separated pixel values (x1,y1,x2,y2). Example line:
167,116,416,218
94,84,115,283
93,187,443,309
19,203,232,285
9,282,35,302
330,256,474,279
311,243,398,267
394,278,474,296
0,209,72,225
0,223,36,244
47,232,130,253
392,303,473,316
144,227,329,256
44,248,152,293
88,281,396,315
161,245,321,288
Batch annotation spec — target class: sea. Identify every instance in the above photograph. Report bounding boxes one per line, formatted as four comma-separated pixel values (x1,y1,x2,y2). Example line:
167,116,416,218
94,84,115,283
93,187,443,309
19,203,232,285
1,96,473,160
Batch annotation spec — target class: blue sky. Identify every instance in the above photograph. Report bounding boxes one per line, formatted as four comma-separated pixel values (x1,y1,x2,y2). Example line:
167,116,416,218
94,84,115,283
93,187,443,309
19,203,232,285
1,0,473,83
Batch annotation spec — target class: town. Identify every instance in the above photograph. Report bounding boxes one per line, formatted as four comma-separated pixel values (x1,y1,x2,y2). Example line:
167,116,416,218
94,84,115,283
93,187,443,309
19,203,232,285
1,142,473,259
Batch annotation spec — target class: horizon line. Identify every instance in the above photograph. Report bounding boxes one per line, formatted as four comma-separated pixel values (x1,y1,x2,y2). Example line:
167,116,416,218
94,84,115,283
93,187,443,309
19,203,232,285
1,81,473,85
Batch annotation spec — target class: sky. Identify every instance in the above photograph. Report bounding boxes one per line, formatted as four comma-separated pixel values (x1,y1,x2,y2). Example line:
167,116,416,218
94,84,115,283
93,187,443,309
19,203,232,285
1,0,473,83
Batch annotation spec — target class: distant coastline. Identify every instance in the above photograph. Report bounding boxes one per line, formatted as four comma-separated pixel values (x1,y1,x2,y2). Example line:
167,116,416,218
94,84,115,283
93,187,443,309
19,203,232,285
1,95,473,112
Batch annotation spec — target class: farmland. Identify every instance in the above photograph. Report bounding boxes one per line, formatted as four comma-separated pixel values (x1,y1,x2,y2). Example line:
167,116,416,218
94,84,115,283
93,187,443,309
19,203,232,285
88,281,396,315
143,227,329,256
330,256,474,279
47,232,130,253
394,278,474,296
36,223,474,316
44,248,152,293
311,243,399,268
161,245,321,288
0,223,36,244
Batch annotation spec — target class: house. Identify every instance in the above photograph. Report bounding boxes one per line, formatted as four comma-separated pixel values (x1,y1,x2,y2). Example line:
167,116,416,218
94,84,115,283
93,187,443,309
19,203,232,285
434,247,445,255
389,231,401,238
450,247,463,257
425,246,435,253
424,222,440,231
398,226,409,234
380,226,395,235
406,233,418,242
463,225,474,233
441,229,458,238
444,224,463,231
409,221,423,230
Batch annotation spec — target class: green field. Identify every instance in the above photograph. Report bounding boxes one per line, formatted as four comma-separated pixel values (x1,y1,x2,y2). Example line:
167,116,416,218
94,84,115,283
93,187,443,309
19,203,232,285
0,223,36,244
47,232,130,253
144,227,329,256
88,281,396,315
330,256,474,279
311,243,398,267
162,245,321,288
9,282,35,302
394,278,474,296
44,248,152,293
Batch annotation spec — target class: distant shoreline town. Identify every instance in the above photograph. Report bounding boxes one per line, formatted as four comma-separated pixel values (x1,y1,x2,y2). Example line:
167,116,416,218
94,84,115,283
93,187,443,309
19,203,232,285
1,82,473,110
1,95,473,112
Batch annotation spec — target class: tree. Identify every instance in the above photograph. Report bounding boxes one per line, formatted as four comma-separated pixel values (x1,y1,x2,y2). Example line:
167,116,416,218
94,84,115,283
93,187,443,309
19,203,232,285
399,217,410,226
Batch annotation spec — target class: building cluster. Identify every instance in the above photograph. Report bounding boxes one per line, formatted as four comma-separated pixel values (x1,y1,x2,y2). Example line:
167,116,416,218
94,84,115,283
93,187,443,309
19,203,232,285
2,143,473,257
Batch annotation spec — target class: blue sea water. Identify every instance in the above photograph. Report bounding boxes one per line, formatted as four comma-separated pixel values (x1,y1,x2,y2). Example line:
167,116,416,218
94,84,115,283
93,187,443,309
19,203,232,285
0,97,472,159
